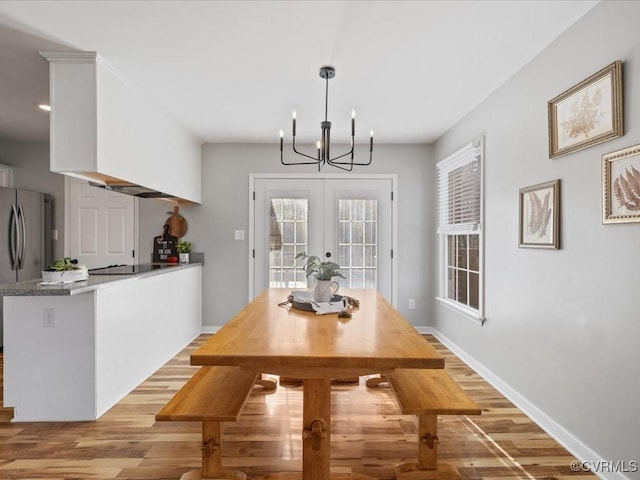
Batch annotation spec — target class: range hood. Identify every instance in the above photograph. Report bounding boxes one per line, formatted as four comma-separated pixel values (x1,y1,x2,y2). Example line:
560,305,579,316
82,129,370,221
41,51,202,204
88,181,177,199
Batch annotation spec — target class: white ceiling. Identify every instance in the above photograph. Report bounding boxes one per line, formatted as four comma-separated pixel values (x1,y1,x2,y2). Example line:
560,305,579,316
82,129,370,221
0,0,599,145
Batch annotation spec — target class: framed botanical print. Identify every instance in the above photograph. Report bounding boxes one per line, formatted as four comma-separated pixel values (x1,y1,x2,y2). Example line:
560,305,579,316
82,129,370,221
603,144,640,224
519,180,561,249
548,61,623,159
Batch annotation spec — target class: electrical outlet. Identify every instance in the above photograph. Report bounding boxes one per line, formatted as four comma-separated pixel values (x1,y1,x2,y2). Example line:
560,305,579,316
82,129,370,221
408,299,415,310
43,308,56,328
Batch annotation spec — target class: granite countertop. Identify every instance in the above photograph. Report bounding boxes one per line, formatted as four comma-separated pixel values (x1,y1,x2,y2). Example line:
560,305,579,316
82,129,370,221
0,262,203,297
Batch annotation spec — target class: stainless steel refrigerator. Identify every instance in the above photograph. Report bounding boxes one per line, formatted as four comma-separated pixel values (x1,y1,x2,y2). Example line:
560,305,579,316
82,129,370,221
1,187,52,347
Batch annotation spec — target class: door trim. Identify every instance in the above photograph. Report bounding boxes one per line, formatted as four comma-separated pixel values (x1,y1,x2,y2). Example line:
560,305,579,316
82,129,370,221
249,173,398,307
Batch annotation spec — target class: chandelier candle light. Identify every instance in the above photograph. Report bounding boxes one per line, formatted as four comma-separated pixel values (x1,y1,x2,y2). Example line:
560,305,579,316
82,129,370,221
280,65,373,171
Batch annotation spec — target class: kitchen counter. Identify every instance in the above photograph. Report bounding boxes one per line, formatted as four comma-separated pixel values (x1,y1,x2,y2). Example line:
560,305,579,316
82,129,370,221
3,263,202,421
0,262,202,297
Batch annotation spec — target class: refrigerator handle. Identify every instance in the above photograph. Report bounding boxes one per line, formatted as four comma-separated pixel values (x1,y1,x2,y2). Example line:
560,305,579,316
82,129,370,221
9,204,19,270
18,204,27,269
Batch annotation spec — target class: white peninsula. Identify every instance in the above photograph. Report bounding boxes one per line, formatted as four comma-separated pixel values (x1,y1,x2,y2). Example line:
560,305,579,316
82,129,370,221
1,263,202,421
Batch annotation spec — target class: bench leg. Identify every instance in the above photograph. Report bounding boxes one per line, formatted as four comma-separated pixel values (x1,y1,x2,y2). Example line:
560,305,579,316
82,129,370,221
202,421,225,478
177,421,246,480
365,375,389,388
417,414,438,470
254,373,278,392
394,415,461,480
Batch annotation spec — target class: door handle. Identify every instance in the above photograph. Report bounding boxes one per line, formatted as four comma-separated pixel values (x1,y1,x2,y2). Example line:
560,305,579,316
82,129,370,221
18,204,26,269
9,205,18,270
325,252,332,258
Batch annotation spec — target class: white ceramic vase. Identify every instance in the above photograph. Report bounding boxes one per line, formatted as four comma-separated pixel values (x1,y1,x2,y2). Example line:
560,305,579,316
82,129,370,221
313,279,339,303
179,253,190,263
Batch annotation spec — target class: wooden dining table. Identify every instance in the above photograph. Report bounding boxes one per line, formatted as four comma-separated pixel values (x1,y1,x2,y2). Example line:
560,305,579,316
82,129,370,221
191,288,444,480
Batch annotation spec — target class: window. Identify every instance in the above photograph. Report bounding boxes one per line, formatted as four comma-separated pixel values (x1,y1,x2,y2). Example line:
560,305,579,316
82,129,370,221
337,198,378,289
437,137,484,319
268,198,308,288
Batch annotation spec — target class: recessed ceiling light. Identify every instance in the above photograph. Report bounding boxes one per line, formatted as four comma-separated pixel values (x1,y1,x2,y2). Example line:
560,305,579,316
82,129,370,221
38,104,51,112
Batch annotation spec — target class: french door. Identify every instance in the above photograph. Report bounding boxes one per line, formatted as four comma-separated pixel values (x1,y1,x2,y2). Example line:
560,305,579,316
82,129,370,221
251,175,395,305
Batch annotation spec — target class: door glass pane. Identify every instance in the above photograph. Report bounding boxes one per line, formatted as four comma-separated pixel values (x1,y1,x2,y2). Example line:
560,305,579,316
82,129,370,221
338,198,377,289
269,198,308,288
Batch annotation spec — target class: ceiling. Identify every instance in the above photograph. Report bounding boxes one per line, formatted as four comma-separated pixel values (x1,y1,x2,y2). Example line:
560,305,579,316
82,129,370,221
0,0,599,145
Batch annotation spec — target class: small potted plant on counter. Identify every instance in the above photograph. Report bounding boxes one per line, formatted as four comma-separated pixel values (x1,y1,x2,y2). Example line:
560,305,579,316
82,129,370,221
42,257,89,284
176,240,192,263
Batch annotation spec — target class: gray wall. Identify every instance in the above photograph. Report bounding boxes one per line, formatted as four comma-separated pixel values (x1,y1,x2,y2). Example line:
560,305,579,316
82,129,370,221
140,143,434,329
0,140,65,260
433,0,640,472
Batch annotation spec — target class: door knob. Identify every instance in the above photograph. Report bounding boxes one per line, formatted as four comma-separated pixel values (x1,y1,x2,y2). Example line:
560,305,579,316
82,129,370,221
325,252,332,258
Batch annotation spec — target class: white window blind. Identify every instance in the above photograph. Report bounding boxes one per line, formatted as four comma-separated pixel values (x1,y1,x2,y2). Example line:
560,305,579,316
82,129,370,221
437,138,482,233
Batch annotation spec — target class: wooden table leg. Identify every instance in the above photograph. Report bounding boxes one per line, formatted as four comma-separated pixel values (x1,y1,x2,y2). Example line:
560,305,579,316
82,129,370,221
302,378,331,480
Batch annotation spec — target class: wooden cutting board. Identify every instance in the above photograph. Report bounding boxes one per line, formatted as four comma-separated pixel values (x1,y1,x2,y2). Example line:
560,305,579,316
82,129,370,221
165,206,188,238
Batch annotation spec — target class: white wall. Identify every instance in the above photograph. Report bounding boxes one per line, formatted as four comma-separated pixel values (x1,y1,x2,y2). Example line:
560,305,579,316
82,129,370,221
138,143,434,329
433,1,640,474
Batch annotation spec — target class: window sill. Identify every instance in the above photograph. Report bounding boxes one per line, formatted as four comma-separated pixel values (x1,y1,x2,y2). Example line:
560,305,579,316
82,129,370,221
435,297,486,326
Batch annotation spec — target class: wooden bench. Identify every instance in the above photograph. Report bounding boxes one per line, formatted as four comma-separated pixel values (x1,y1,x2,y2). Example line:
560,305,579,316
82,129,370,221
156,366,258,480
383,369,482,480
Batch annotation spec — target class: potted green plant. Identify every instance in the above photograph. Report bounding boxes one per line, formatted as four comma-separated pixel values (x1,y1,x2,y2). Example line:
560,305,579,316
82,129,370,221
42,257,88,284
295,252,345,302
175,240,192,263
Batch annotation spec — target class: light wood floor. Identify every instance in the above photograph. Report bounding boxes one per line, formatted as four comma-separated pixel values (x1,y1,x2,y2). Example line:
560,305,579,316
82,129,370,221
0,335,596,480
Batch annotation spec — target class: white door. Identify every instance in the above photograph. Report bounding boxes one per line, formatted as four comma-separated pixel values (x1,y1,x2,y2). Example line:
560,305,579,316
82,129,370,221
66,178,136,269
252,176,395,304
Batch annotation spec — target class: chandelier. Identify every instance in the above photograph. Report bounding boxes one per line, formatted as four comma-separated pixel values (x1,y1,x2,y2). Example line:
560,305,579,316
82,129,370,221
280,65,373,171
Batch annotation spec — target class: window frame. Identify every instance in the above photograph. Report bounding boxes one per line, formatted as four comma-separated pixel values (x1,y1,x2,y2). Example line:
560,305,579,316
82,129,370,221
436,137,485,323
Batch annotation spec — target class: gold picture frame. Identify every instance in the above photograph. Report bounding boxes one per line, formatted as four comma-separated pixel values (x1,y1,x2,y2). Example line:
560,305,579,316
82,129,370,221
519,180,561,249
548,61,623,159
602,144,640,224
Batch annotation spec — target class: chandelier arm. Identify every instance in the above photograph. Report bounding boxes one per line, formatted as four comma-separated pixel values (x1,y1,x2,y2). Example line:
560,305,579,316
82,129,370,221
326,147,354,164
281,155,321,166
326,159,354,172
289,134,321,163
280,134,320,165
330,149,373,166
283,149,321,164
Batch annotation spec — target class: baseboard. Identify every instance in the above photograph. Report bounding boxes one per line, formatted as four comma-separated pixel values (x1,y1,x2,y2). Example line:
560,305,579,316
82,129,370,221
427,327,627,480
201,326,220,334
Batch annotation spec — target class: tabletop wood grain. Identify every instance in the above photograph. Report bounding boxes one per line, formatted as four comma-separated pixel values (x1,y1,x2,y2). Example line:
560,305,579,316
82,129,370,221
191,288,444,378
